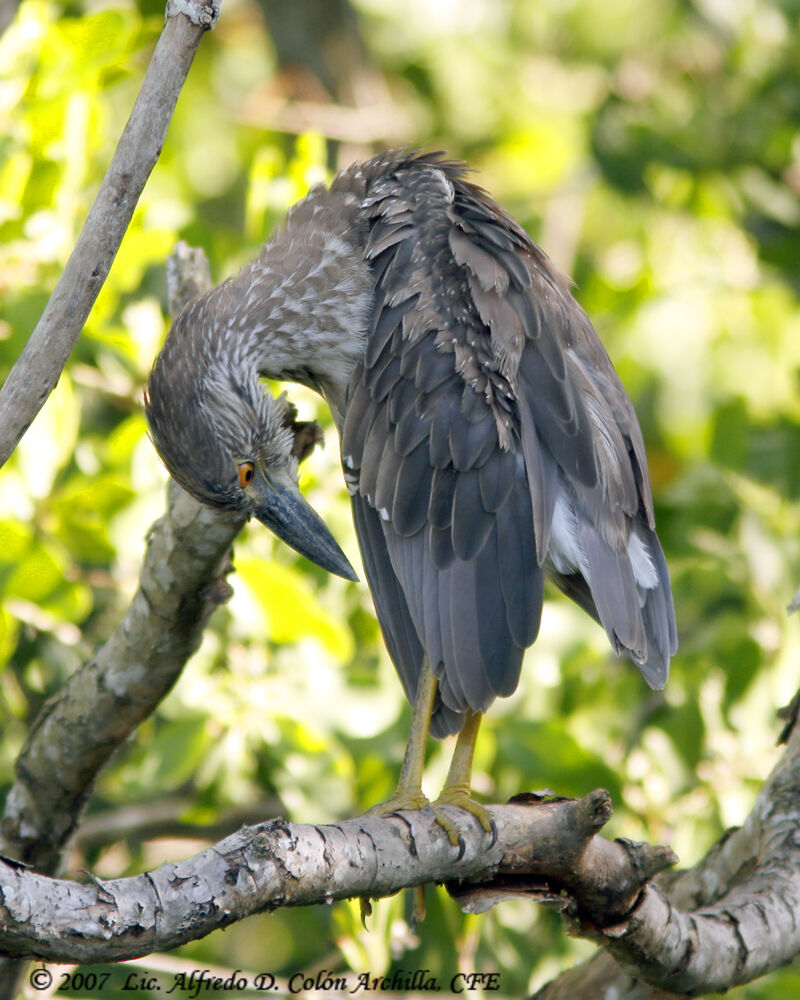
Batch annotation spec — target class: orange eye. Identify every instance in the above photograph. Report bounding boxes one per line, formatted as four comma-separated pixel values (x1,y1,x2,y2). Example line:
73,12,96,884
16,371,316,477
238,462,255,488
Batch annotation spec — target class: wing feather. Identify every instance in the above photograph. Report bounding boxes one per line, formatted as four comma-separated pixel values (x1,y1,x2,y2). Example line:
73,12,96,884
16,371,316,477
340,151,676,735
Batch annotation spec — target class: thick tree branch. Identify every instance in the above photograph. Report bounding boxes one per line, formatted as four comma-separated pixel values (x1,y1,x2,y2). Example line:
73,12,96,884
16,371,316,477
0,240,236,998
0,243,240,876
534,692,800,998
0,793,676,963
0,0,219,468
0,487,245,873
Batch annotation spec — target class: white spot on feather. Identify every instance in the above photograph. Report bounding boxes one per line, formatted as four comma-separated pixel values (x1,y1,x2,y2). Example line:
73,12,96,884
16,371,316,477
548,491,588,577
629,532,658,589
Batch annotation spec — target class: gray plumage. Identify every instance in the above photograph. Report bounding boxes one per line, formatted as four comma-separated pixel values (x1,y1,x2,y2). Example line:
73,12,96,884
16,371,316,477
145,149,677,738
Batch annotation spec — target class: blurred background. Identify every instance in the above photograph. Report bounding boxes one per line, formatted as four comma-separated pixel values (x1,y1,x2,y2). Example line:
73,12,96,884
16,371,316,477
1,0,800,995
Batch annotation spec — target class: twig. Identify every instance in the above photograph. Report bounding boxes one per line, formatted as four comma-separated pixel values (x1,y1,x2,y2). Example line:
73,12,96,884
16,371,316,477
0,0,219,468
73,797,285,853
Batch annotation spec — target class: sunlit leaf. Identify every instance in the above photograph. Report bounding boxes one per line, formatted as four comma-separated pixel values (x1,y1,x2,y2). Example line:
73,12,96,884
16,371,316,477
237,557,354,661
148,717,210,790
50,474,135,563
496,719,623,801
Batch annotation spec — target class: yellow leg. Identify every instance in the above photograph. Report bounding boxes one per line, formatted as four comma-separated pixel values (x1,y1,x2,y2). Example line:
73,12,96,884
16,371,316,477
368,666,494,851
432,710,495,847
362,662,438,926
368,660,438,815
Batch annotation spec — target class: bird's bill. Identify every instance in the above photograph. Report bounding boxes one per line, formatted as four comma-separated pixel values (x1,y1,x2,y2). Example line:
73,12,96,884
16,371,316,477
252,470,358,582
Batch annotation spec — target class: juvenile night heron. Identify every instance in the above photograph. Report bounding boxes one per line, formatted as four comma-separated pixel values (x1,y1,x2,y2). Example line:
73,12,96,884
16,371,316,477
145,150,677,838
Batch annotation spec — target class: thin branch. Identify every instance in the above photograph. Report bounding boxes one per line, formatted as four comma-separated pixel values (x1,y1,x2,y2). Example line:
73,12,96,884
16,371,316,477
236,91,415,145
0,0,20,37
0,0,219,468
0,793,676,963
73,797,285,854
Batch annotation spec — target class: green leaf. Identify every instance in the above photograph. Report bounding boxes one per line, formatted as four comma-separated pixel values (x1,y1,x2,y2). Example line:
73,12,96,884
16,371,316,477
496,719,623,801
50,474,135,564
664,698,705,771
148,717,209,790
15,372,80,499
237,557,354,662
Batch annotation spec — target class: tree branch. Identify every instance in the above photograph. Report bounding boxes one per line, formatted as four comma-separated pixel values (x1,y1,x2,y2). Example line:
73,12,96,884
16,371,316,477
0,0,219,468
0,245,241,884
0,238,236,998
7,721,800,996
0,486,245,873
0,792,676,963
534,691,800,998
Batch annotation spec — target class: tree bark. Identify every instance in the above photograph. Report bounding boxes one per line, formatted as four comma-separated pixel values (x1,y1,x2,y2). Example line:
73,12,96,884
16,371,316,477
0,0,19,37
533,697,800,997
2,703,800,1000
0,482,245,873
0,792,676,963
2,693,800,999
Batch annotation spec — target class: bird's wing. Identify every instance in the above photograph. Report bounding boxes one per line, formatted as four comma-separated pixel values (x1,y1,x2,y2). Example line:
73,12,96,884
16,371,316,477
341,158,545,734
445,169,677,682
342,154,675,731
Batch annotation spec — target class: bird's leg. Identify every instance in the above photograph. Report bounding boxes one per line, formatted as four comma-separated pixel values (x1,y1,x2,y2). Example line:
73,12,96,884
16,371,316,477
369,659,437,815
363,662,439,928
432,710,495,847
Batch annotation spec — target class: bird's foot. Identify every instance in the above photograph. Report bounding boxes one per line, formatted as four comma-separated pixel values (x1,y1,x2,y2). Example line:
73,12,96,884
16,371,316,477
367,787,432,818
431,789,496,849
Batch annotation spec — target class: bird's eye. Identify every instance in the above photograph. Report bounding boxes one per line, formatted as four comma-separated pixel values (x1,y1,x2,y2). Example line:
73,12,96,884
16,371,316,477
238,462,255,488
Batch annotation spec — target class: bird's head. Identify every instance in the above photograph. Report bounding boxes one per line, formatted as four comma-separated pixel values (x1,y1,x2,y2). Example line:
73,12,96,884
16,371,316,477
144,307,357,582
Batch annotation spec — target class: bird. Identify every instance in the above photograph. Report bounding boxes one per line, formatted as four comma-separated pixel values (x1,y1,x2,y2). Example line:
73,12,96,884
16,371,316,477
145,149,677,841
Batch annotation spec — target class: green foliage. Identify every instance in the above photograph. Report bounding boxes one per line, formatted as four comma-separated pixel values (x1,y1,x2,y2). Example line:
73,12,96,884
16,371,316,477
1,0,800,995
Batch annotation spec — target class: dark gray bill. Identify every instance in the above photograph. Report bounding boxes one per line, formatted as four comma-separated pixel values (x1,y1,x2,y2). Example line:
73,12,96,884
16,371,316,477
253,470,358,581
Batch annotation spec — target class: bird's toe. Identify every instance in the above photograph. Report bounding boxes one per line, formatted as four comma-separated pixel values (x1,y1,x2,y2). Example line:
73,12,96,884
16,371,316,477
431,790,494,849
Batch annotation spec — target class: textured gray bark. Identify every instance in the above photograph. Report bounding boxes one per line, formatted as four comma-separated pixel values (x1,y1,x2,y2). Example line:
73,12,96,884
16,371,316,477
0,0,218,469
0,234,231,997
3,714,800,1000
534,697,800,997
0,484,244,872
0,792,675,962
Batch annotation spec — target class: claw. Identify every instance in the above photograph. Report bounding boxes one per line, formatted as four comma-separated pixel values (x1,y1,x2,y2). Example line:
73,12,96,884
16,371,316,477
410,886,426,929
432,790,494,848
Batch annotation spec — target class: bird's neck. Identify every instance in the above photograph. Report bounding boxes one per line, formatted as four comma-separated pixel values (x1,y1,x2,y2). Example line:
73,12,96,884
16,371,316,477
215,214,373,424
